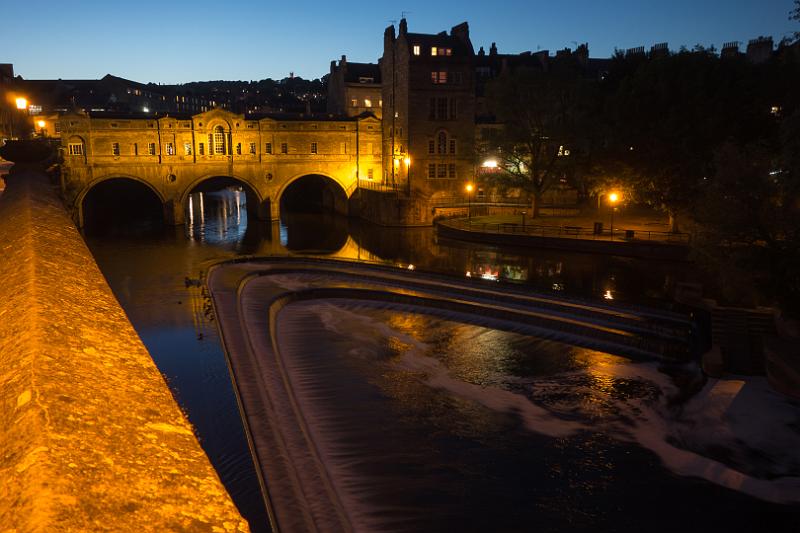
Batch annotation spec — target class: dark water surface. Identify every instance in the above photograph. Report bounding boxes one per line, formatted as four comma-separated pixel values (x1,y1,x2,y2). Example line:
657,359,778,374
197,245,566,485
84,190,800,532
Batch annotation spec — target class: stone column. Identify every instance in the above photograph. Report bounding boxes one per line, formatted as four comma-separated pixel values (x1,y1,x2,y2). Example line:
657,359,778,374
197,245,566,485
163,198,185,225
269,198,280,221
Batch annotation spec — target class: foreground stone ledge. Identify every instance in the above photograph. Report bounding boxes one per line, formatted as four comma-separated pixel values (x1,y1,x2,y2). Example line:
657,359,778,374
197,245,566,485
0,168,248,532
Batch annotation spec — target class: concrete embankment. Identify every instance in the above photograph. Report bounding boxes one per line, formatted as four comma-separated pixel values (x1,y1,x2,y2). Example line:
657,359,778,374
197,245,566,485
436,220,690,260
0,167,248,531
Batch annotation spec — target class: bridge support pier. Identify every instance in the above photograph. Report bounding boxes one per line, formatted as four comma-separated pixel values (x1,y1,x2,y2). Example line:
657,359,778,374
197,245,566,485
164,198,185,226
269,198,280,221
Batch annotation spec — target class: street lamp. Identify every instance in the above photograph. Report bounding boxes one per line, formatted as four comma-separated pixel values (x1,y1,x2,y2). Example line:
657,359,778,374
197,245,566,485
36,119,46,138
465,183,474,222
608,192,620,241
15,97,28,110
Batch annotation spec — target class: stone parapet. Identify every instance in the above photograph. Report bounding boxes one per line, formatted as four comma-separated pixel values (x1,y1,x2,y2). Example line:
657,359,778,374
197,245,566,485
0,168,248,531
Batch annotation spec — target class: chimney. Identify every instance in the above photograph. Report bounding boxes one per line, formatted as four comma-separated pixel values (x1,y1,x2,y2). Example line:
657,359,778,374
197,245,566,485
478,46,485,56
649,42,669,58
721,41,740,59
575,43,589,66
746,36,773,64
490,42,498,56
399,18,408,36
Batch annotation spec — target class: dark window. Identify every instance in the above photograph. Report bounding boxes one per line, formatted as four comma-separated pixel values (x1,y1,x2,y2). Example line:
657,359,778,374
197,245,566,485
148,142,156,155
367,168,374,179
449,139,456,154
428,164,436,178
311,142,317,154
281,142,288,154
438,164,447,178
111,142,120,156
265,142,272,154
438,131,447,154
428,140,435,154
448,164,456,178
449,98,458,119
235,143,242,155
437,98,447,120
198,143,205,155
429,98,436,120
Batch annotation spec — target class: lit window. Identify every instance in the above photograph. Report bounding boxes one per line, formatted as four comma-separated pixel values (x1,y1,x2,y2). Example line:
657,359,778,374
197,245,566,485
281,142,288,154
249,142,256,154
413,45,421,56
213,126,225,154
148,143,156,155
165,142,174,155
351,98,358,107
68,143,83,156
431,71,447,84
364,99,372,108
266,142,272,154
367,168,374,180
431,47,437,56
184,142,192,155
311,142,317,154
111,142,120,156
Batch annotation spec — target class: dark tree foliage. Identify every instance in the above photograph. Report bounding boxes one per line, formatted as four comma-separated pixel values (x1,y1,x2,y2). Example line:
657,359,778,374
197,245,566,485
608,50,770,231
481,58,597,217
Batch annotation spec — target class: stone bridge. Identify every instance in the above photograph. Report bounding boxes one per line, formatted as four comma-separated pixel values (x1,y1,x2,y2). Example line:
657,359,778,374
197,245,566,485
56,108,385,227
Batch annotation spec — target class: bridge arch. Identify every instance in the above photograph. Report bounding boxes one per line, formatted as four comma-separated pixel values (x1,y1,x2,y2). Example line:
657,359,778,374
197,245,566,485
180,174,266,224
276,172,350,218
78,175,166,231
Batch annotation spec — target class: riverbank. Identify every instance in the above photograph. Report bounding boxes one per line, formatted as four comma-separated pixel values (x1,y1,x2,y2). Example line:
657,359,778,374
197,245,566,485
437,215,691,260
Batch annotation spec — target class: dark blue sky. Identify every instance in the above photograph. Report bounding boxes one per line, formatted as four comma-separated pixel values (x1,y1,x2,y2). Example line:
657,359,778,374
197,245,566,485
2,0,796,83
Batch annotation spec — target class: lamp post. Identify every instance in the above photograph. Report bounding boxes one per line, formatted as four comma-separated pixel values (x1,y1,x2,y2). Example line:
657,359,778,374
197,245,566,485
608,192,619,241
465,183,474,223
36,120,46,138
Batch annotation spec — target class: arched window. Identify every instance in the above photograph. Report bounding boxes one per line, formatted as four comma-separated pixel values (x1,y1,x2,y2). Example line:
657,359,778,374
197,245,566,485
213,125,226,155
437,131,447,154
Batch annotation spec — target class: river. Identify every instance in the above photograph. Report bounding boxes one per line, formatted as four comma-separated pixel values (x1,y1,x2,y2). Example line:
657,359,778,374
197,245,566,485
84,189,800,532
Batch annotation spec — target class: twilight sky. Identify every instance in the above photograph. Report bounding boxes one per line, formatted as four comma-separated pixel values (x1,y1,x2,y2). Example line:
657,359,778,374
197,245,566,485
2,0,796,83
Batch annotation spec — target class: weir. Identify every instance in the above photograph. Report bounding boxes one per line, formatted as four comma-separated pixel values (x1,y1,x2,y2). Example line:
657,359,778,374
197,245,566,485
207,257,696,532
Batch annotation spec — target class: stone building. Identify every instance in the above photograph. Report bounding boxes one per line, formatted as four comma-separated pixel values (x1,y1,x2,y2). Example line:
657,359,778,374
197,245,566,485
380,19,477,213
327,56,382,118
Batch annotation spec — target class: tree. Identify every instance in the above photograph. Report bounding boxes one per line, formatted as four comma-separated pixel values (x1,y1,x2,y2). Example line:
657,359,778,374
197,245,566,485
792,0,800,39
608,50,768,232
480,60,595,217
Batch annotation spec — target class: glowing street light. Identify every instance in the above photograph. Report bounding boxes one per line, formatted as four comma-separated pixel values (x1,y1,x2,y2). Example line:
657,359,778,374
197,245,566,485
15,97,28,110
466,183,475,222
608,192,620,241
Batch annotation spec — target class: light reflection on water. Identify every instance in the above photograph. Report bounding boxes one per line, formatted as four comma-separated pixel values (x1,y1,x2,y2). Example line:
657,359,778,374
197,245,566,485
82,188,800,532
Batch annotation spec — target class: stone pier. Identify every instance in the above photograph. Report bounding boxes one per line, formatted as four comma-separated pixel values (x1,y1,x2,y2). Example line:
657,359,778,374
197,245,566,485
0,166,248,531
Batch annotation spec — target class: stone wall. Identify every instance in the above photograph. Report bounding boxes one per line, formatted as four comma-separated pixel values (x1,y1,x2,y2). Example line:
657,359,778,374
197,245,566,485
0,167,249,531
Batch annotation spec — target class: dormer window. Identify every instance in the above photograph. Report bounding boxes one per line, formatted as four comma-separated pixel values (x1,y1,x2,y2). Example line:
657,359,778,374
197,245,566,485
413,45,421,55
358,76,374,83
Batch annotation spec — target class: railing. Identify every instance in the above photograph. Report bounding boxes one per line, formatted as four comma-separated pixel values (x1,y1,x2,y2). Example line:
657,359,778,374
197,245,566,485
443,218,691,244
357,178,404,193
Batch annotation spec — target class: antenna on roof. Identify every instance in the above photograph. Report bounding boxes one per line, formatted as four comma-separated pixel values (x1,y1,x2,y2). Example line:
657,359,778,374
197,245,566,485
388,19,397,26
401,11,411,19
